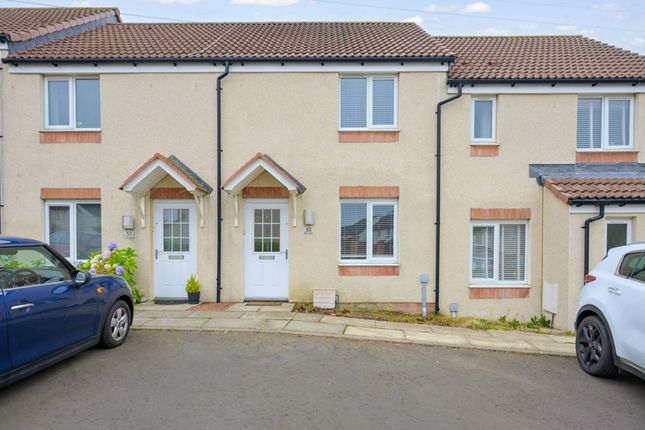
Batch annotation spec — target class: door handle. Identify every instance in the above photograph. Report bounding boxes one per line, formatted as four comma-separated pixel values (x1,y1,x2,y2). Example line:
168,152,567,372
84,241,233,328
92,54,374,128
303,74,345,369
155,249,159,260
285,249,288,260
608,286,622,295
11,303,34,311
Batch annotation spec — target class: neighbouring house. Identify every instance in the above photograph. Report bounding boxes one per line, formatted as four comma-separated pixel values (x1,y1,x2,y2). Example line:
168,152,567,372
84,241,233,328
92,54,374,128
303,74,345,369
0,7,121,228
435,36,645,329
1,8,644,329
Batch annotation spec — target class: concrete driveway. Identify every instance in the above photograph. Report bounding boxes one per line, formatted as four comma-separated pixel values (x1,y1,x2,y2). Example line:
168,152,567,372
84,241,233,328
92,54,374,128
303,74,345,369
0,331,643,430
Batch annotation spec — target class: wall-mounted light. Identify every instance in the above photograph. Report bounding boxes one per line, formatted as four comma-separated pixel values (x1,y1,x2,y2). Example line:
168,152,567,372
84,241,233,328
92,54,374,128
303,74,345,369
122,215,135,230
303,209,315,226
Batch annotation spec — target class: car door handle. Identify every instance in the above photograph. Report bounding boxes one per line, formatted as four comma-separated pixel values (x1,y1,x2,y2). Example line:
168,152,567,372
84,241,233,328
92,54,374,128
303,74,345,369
608,286,622,295
11,303,34,311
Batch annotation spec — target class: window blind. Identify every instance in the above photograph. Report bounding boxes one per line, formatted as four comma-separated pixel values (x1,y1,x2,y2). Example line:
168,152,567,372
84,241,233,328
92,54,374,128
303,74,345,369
473,99,493,140
372,78,395,126
499,224,526,281
340,203,367,259
372,204,394,257
472,226,494,279
340,78,367,129
607,99,630,147
576,98,602,149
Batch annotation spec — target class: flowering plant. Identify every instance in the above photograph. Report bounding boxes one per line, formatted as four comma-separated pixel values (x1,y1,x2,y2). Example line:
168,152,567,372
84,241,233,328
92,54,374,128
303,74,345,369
77,242,141,303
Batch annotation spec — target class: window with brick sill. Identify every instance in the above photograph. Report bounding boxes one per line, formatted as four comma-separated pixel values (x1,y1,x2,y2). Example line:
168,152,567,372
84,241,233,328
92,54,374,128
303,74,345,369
339,76,397,130
45,201,102,261
45,77,100,130
340,200,398,264
577,96,633,151
470,221,528,285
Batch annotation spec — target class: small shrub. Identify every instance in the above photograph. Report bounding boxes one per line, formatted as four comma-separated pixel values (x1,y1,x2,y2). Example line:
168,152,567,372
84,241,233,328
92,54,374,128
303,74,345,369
185,274,201,294
527,314,552,329
77,242,141,303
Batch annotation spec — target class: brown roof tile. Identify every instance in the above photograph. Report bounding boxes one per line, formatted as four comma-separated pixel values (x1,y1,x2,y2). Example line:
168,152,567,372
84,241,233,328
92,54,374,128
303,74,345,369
5,21,451,62
436,35,645,82
544,178,645,204
0,7,120,42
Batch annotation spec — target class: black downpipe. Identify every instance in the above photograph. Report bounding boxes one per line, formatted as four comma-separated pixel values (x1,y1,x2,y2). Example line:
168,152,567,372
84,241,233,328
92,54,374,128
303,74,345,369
216,61,230,303
434,84,462,314
583,204,605,278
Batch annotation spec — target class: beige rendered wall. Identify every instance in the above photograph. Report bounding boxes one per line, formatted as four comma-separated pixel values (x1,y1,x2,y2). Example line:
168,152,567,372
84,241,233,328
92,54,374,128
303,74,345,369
2,70,442,305
542,189,574,329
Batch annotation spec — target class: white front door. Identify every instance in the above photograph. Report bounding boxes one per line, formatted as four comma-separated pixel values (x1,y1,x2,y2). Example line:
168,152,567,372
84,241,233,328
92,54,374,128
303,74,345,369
153,202,197,299
244,200,289,300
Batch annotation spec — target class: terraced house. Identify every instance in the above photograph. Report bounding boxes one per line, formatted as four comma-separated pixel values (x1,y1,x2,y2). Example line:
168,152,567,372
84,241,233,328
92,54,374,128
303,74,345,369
1,7,644,329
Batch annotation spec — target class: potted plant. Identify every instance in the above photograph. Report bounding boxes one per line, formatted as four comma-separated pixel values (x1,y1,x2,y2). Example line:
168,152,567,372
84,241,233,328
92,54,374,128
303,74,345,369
185,274,201,304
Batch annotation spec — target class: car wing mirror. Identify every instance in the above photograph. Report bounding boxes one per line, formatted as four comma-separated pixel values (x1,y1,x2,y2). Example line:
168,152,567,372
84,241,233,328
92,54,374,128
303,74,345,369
73,270,91,287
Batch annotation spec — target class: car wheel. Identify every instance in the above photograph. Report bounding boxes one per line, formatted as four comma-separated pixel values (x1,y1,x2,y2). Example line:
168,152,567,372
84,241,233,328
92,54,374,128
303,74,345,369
100,299,131,348
576,315,619,378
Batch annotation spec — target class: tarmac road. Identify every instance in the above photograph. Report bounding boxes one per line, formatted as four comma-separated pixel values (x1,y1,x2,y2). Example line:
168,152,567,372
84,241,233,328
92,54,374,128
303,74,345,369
0,330,643,430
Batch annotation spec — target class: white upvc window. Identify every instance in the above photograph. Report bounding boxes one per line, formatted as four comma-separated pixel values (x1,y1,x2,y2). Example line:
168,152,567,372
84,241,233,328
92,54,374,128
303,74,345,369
339,76,397,130
606,219,632,253
45,201,102,261
471,96,496,143
470,221,528,285
576,96,633,151
339,199,398,264
44,77,101,130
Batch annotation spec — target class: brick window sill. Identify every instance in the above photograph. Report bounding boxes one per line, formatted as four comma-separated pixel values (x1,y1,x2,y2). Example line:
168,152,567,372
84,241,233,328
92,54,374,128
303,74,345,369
338,130,399,143
575,150,638,163
469,286,530,299
470,144,499,157
338,265,400,276
40,130,102,144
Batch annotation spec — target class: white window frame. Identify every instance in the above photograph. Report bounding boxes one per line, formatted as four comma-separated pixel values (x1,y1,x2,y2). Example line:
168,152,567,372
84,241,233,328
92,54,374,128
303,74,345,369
338,75,398,131
605,218,633,252
44,200,101,261
339,199,398,265
469,220,529,286
471,96,497,144
576,95,634,151
44,76,101,130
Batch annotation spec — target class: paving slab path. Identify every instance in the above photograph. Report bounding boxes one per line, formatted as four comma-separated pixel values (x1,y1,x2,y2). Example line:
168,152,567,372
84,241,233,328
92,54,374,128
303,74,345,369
133,302,575,356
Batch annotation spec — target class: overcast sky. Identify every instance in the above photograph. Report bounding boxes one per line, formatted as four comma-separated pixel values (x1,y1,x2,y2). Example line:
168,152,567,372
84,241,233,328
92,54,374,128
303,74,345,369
2,0,644,54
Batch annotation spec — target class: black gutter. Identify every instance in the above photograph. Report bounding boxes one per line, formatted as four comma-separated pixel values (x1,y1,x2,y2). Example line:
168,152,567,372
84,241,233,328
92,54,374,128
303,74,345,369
448,78,642,86
582,204,605,278
216,61,230,303
434,84,462,314
3,56,455,65
571,198,645,205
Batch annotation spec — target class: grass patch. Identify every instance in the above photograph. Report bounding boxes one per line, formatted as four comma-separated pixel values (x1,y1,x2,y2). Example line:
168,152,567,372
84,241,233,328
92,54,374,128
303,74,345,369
293,303,573,336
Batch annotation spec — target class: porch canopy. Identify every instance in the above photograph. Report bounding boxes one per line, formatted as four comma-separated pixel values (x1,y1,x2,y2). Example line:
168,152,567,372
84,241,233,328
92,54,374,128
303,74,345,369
544,177,645,206
222,152,306,227
120,153,213,227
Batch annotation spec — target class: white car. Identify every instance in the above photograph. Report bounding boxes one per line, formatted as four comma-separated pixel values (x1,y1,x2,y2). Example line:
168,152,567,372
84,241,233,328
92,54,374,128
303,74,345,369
575,243,645,380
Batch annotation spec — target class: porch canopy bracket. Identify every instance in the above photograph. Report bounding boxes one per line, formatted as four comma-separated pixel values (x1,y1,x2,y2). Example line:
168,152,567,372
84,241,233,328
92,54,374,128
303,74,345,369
119,153,213,228
222,152,306,227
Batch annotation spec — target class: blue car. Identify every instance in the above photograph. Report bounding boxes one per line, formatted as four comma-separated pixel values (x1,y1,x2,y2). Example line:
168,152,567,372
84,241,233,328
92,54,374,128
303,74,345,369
0,236,133,387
